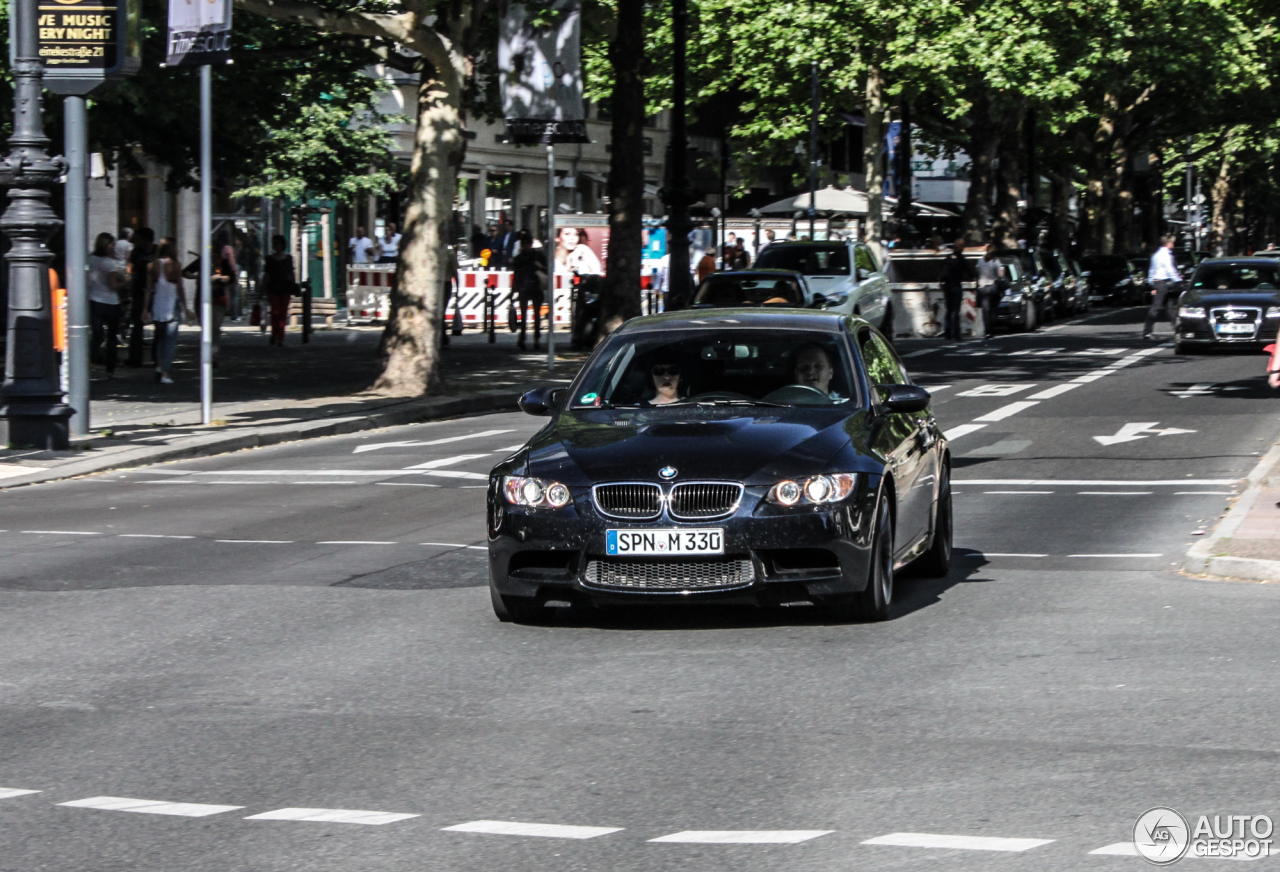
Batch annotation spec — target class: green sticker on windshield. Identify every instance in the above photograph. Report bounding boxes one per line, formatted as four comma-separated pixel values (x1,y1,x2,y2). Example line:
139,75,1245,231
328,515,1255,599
580,392,599,404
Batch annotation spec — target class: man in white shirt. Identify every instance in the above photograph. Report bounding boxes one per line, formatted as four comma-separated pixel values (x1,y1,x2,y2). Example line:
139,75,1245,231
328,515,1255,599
1144,235,1183,339
348,226,374,264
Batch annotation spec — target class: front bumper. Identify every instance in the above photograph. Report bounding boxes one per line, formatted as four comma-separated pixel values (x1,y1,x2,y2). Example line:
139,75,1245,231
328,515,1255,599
1176,318,1279,345
487,478,880,607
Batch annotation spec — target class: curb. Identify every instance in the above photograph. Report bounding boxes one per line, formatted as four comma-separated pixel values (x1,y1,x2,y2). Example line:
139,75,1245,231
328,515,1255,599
1185,441,1280,582
0,386,550,490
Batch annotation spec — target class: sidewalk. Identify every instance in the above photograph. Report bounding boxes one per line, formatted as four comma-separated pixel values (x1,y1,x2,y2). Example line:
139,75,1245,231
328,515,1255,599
0,321,585,488
1186,443,1280,582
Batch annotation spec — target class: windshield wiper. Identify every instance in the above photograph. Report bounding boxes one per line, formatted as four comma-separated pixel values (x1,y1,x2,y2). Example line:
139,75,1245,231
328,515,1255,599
691,399,787,407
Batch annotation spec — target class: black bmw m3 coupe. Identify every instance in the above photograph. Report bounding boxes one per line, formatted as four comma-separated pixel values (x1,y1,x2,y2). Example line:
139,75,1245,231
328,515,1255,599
486,310,952,623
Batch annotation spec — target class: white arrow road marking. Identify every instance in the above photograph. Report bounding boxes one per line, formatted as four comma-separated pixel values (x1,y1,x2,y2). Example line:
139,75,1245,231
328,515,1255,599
1095,423,1197,445
354,429,515,453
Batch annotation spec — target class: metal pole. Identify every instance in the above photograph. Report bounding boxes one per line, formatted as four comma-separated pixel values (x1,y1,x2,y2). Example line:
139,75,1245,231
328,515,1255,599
662,0,693,309
199,64,213,425
64,95,89,436
808,56,818,240
546,143,555,372
0,0,71,449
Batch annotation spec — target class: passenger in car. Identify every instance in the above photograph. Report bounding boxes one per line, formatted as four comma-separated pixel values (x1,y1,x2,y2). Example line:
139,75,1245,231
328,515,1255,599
645,363,684,405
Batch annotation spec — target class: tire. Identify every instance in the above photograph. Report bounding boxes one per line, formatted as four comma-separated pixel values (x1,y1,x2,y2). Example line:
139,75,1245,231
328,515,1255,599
1175,341,1191,355
826,495,894,622
880,302,895,340
914,464,952,578
1022,300,1037,332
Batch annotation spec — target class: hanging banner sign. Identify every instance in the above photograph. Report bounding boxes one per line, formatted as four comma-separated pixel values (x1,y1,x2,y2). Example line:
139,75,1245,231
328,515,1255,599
30,0,140,95
498,0,589,144
166,0,231,67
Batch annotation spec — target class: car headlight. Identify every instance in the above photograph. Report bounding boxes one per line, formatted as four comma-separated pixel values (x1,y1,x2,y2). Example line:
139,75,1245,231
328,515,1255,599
769,473,857,506
503,476,571,508
1266,306,1280,318
1179,306,1206,318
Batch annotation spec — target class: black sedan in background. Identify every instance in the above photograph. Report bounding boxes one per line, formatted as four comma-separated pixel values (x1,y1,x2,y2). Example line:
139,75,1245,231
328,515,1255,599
1081,254,1140,305
1174,257,1280,353
487,310,951,624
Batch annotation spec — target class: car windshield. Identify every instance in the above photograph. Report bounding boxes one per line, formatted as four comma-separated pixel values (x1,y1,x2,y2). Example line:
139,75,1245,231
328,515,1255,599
692,275,805,308
571,329,857,408
1191,264,1280,291
754,245,851,276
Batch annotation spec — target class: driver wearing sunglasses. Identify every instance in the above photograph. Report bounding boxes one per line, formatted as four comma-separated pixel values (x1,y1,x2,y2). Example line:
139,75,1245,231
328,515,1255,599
646,363,683,405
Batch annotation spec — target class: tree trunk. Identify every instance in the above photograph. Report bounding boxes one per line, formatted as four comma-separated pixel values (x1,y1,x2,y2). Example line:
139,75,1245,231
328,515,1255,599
1046,171,1071,252
373,68,464,395
862,63,885,258
597,0,645,340
1208,152,1233,256
991,102,1024,249
961,92,996,245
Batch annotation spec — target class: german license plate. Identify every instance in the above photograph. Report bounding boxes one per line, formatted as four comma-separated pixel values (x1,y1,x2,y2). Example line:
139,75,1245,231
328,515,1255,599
606,528,724,556
1216,322,1254,334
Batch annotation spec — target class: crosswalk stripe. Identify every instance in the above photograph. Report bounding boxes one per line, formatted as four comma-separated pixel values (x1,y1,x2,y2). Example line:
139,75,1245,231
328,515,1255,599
650,830,833,844
245,808,419,825
862,832,1055,852
58,796,243,817
442,820,623,839
0,788,40,799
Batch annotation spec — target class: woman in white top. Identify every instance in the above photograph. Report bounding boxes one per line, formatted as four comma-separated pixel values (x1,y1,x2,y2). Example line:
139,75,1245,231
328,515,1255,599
975,244,1006,339
144,240,191,384
87,232,127,377
378,222,402,263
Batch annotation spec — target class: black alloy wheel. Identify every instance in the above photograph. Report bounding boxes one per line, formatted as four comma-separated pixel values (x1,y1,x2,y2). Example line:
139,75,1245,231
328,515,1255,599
827,496,895,623
914,465,952,578
1022,300,1038,332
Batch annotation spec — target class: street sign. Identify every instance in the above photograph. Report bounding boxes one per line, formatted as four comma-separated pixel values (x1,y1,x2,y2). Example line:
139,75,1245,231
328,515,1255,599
166,0,232,67
29,0,140,95
498,0,589,144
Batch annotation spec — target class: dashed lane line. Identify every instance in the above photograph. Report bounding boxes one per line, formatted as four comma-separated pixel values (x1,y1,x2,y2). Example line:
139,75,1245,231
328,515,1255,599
973,400,1040,422
1077,491,1153,495
404,454,492,470
58,796,243,817
214,539,294,544
982,553,1048,558
118,534,196,539
20,530,101,536
352,429,516,454
245,808,420,825
443,820,624,839
862,832,1055,852
1068,553,1164,558
956,479,1237,486
316,540,398,546
421,542,488,550
650,831,834,844
0,788,40,799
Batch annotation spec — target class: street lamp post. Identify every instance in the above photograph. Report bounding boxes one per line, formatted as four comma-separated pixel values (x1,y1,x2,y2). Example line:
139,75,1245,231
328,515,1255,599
662,0,693,310
0,0,73,449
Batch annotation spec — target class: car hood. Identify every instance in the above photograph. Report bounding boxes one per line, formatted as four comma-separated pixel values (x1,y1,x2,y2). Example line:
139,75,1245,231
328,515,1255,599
520,405,869,486
1183,290,1280,308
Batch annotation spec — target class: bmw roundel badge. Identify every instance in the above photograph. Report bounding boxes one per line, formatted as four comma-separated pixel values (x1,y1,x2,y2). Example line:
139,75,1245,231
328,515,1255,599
659,466,678,480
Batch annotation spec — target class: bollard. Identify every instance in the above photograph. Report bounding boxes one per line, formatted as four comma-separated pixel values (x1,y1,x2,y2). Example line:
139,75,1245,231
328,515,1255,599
486,275,496,344
302,280,313,344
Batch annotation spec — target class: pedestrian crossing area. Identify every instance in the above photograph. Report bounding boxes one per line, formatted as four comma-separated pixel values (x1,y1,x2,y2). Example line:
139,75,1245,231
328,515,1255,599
2,784,1272,859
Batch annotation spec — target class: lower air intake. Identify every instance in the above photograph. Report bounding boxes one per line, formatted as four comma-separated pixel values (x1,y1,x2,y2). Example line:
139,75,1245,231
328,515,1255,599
584,558,754,590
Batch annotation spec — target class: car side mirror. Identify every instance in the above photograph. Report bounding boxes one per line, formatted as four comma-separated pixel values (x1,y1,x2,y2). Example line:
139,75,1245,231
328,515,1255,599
518,386,564,416
877,384,930,414
856,267,869,281
809,292,827,308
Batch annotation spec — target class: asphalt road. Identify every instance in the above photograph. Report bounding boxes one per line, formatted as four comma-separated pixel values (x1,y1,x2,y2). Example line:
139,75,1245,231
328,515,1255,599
2,305,1279,871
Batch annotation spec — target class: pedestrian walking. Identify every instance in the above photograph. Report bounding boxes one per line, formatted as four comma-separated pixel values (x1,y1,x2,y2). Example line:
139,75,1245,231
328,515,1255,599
511,229,546,350
214,230,240,320
348,226,374,264
261,234,296,347
114,227,133,267
209,247,234,364
470,224,488,259
495,219,518,269
441,243,460,346
695,249,716,284
87,232,127,378
1268,322,1280,390
1144,235,1183,340
733,239,751,270
144,240,190,384
975,244,1005,339
377,222,402,264
125,227,156,367
939,239,967,340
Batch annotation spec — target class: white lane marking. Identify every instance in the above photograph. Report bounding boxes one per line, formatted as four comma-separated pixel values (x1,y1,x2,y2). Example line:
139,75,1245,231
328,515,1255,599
141,480,198,484
376,482,442,488
403,454,491,470
493,444,527,451
214,539,294,544
984,491,1053,494
1009,348,1065,356
442,820,623,839
190,470,421,477
0,465,45,480
353,429,516,454
1069,553,1163,558
861,832,1054,852
20,530,101,535
245,808,419,825
201,481,281,485
421,542,486,550
973,401,1039,422
901,349,935,357
0,788,40,799
983,553,1048,557
650,830,834,844
1090,842,1139,856
421,470,488,480
1026,383,1080,400
955,383,1037,398
118,534,196,539
1175,491,1235,495
58,796,243,817
945,424,987,440
955,479,1237,486
916,384,952,392
317,540,397,545
1077,491,1152,495
291,481,356,485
